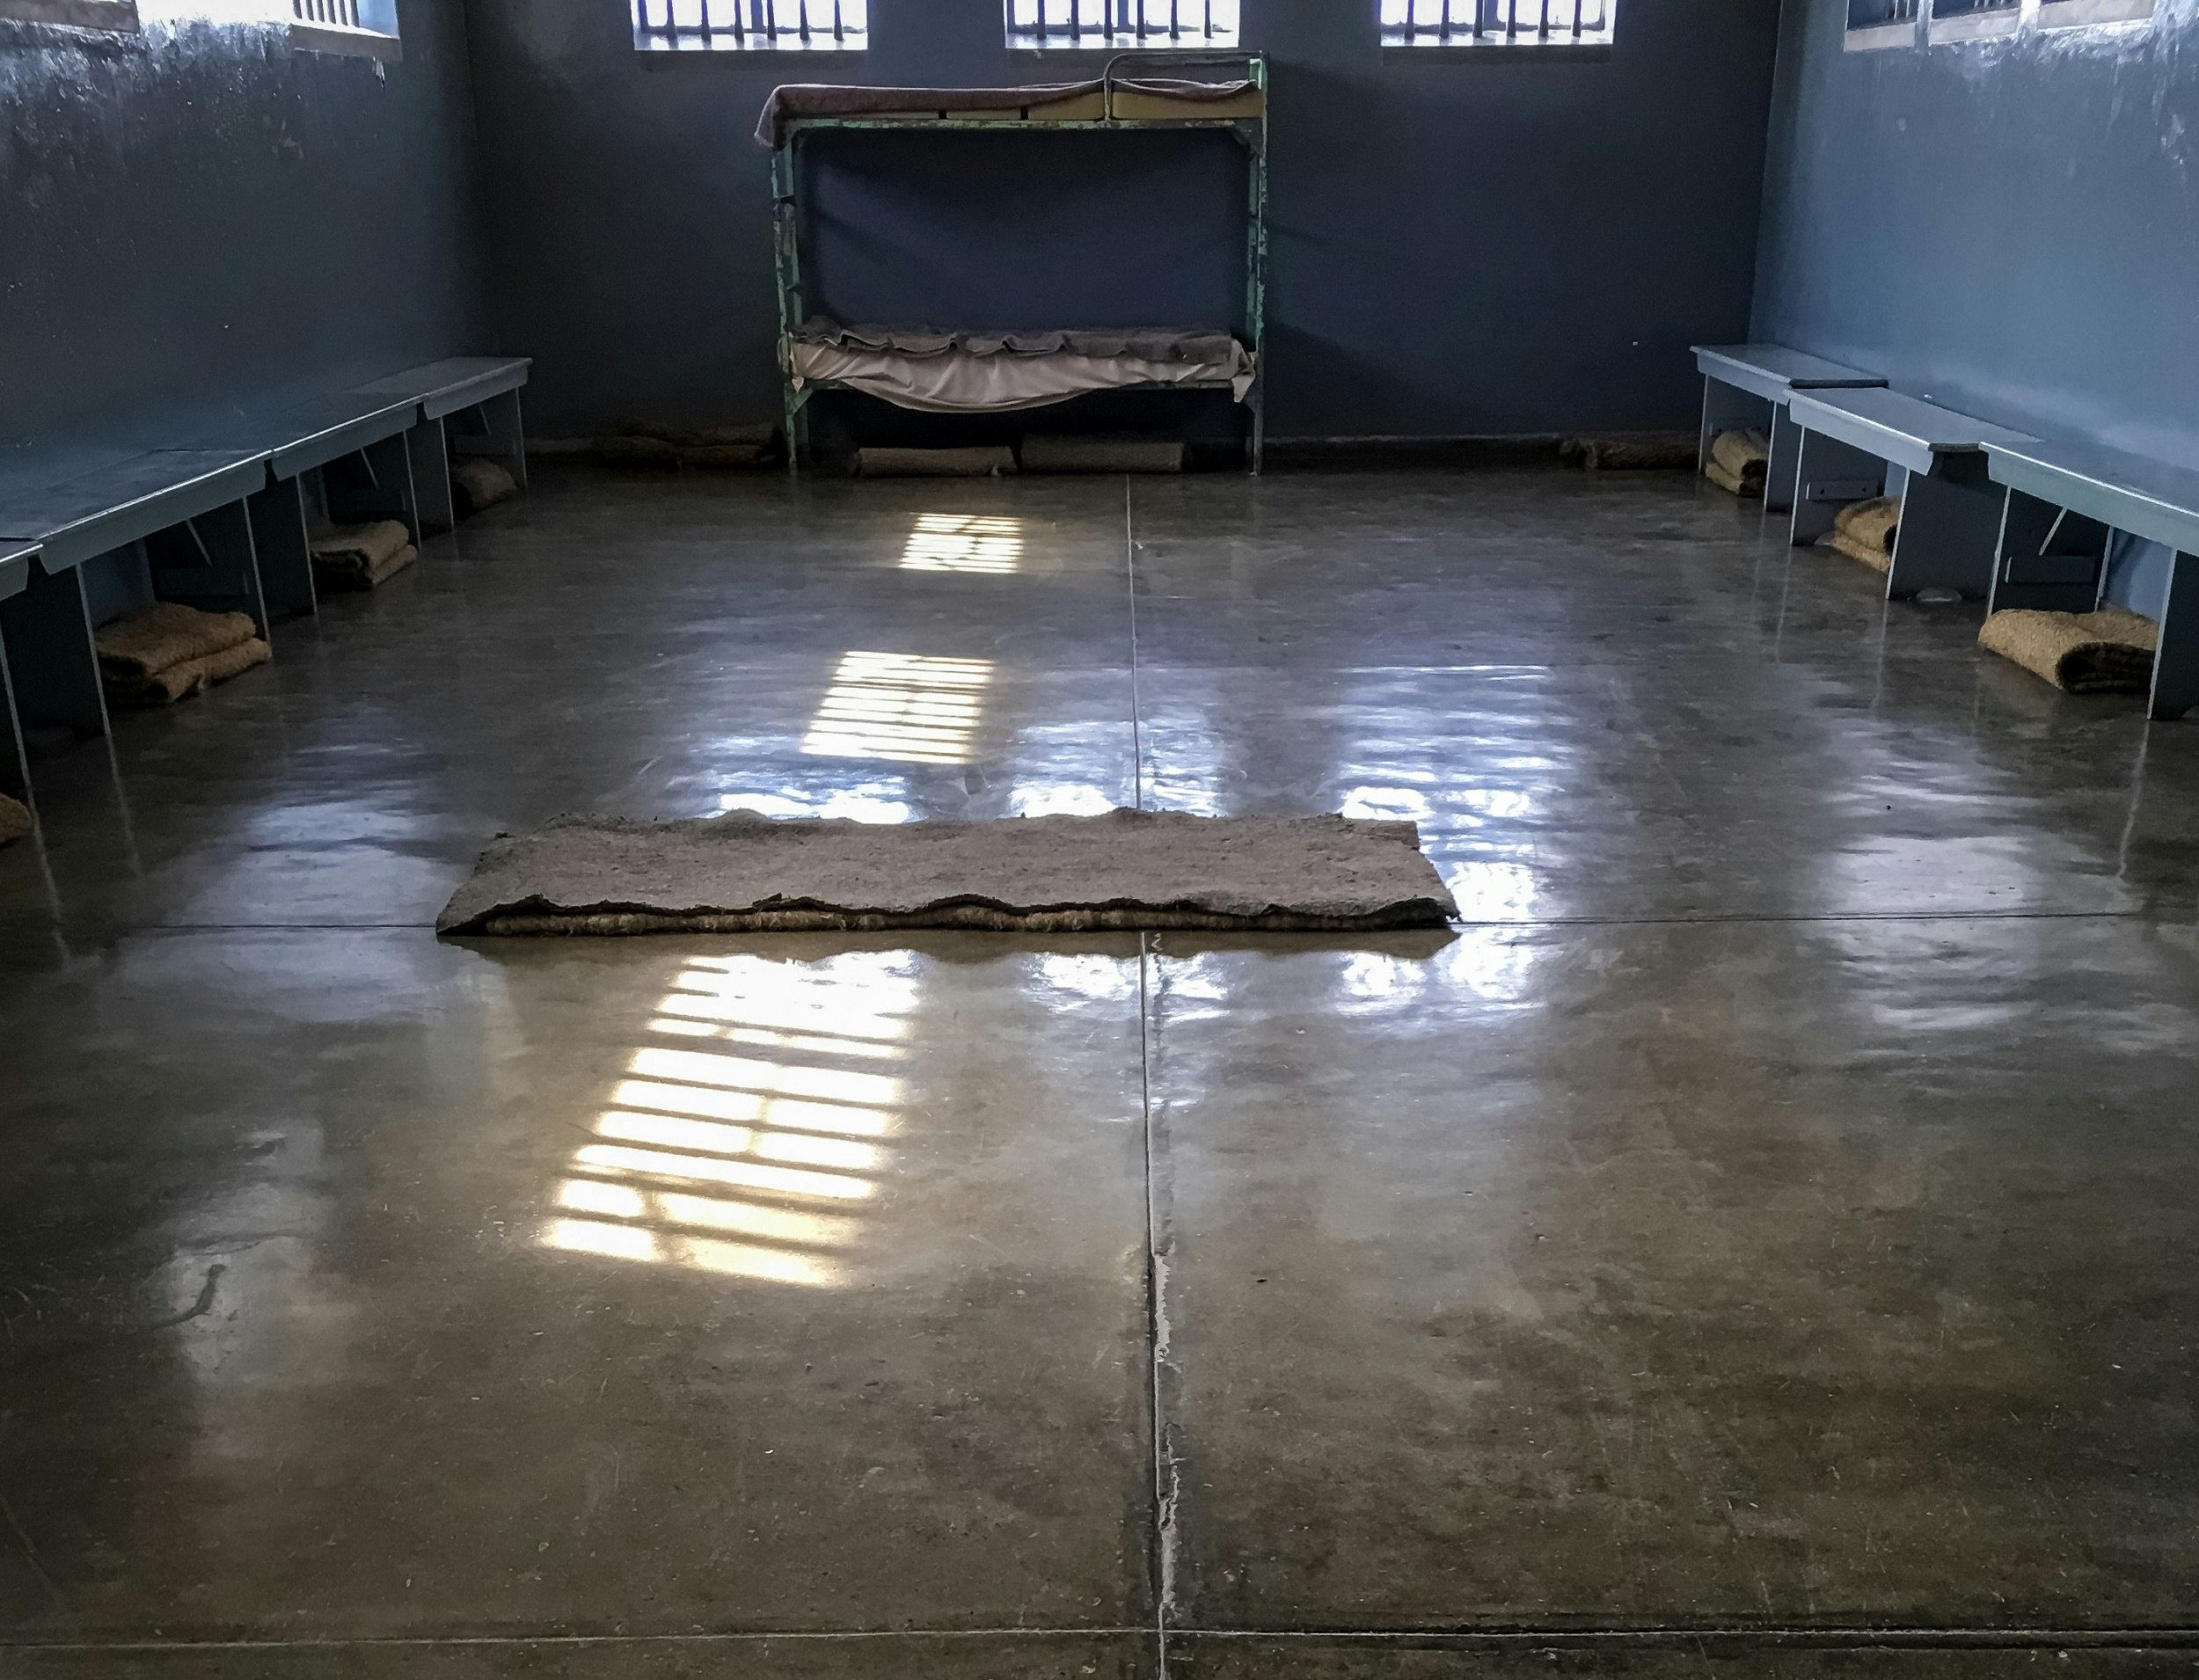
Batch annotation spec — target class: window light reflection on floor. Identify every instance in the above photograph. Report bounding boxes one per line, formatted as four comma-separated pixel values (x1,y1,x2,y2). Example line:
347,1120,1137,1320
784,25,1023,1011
800,651,993,766
541,953,919,1288
900,513,1024,574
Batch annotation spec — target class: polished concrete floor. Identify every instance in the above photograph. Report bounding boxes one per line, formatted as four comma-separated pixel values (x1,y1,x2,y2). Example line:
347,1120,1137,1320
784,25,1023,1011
3,464,2198,1676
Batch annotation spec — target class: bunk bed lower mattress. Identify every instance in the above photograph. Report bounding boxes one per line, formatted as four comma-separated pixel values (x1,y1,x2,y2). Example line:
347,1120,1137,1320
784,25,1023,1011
790,337,1257,414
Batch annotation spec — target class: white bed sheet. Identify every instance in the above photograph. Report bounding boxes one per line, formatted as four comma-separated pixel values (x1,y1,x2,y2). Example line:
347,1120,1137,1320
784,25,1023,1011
790,340,1255,413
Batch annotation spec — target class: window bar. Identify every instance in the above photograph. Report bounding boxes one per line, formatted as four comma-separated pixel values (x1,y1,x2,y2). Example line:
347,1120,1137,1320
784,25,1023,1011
832,0,844,43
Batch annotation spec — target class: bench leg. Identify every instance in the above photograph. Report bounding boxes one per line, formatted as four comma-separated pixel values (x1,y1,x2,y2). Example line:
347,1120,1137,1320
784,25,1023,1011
1764,403,1808,515
147,499,272,637
0,565,110,745
2149,550,2199,722
0,633,29,799
408,417,456,536
1885,455,2005,600
249,478,318,620
1990,487,2108,615
1789,428,1884,546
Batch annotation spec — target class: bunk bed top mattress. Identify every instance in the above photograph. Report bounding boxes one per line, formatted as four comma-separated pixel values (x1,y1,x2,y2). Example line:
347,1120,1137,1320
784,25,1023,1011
756,77,1259,145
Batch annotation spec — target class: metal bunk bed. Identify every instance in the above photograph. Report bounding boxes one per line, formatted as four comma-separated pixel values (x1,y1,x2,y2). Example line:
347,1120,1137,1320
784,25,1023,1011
763,53,1269,473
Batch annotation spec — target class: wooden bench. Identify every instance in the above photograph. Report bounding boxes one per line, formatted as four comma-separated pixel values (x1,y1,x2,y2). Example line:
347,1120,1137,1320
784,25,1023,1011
352,357,531,535
0,542,36,800
0,449,275,756
1691,344,1885,513
1785,388,2036,599
170,391,427,619
1986,440,2199,722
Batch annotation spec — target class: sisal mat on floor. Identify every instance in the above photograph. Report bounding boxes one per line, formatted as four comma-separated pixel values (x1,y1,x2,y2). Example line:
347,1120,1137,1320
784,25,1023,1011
858,447,1017,478
310,520,417,591
1979,606,2158,693
1704,427,1769,497
437,809,1459,936
0,794,29,847
1820,495,1901,572
95,603,272,707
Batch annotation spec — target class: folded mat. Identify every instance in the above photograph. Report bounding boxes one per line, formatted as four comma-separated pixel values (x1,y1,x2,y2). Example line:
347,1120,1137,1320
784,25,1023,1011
105,635,272,708
1979,607,2159,693
1022,436,1185,474
1819,495,1902,572
451,459,519,514
1560,432,1698,471
0,794,29,847
310,520,417,591
1705,427,1770,497
94,601,257,681
858,446,1017,478
438,808,1461,936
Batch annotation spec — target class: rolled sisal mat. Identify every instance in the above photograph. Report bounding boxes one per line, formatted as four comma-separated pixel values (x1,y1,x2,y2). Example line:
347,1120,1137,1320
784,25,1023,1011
0,794,29,847
437,808,1459,936
1978,607,2158,694
1560,432,1699,471
858,447,1018,478
451,458,518,514
1705,427,1770,497
598,435,681,468
105,635,271,708
310,521,417,591
1819,495,1902,572
1021,436,1185,474
95,602,258,681
679,442,769,469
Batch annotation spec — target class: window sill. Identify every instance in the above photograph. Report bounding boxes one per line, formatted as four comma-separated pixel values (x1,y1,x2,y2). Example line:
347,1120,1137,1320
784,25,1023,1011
2037,0,2152,26
1842,18,1918,49
0,0,138,29
1927,6,2019,41
634,35,867,53
1005,40,1245,54
1381,36,1612,56
289,18,401,59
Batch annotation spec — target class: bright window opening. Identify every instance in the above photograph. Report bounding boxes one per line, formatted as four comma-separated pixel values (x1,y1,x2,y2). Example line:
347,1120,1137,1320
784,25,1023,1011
290,0,400,55
1383,0,1613,47
633,0,867,52
1006,0,1239,50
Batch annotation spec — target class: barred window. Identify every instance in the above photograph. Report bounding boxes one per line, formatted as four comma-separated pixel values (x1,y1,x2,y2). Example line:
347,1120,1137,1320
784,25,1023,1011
632,0,867,52
1382,0,1613,46
1006,0,1240,50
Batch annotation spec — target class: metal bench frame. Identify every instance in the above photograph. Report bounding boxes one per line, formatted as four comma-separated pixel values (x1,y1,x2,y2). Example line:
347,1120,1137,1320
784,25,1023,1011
1691,344,1885,515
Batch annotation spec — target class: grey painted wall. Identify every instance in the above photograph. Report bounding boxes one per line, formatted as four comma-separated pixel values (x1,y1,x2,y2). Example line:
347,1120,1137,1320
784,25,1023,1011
464,0,1782,440
1753,0,2199,467
0,0,487,468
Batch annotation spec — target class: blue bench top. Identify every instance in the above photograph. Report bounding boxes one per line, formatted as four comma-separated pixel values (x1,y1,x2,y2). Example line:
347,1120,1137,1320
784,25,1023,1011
0,449,267,573
1788,388,2036,476
167,391,423,482
354,356,532,421
1691,344,1885,398
1987,439,2199,558
1,541,36,604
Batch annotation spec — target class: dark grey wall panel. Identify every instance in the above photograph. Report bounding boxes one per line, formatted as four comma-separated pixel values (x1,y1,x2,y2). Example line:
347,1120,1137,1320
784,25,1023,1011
0,2,486,464
1753,0,2199,465
463,0,1781,439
